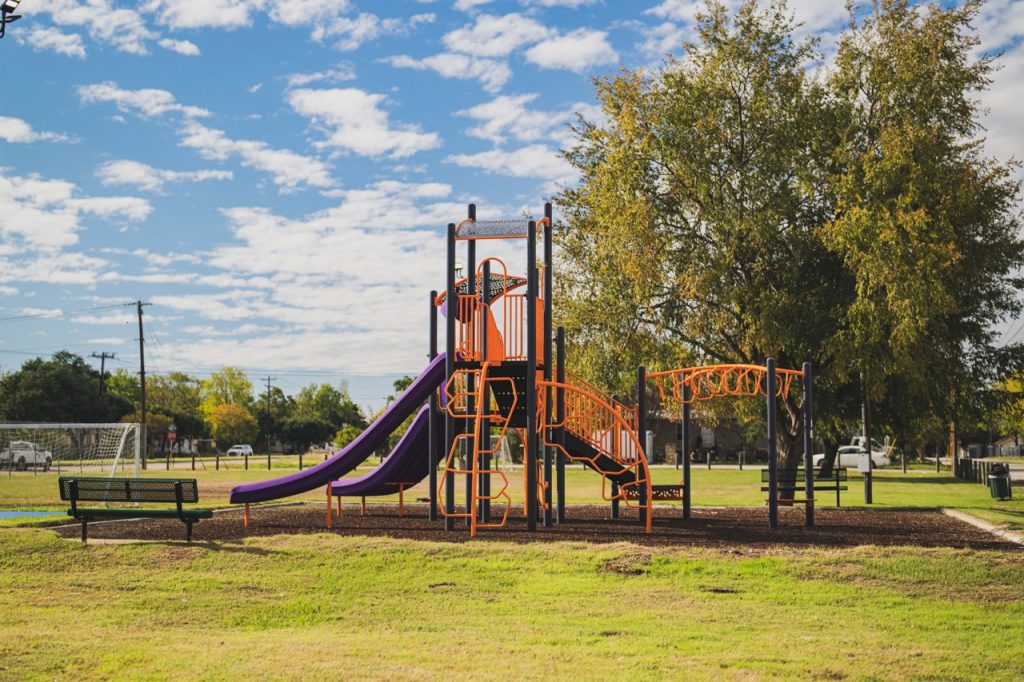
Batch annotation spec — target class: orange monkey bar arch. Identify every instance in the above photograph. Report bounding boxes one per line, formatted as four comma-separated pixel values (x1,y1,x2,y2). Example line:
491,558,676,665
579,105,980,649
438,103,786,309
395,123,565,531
648,363,804,405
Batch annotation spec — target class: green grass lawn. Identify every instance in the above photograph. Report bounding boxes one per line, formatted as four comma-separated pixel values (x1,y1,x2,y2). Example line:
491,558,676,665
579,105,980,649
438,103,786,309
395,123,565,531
1,528,1022,680
2,463,1022,531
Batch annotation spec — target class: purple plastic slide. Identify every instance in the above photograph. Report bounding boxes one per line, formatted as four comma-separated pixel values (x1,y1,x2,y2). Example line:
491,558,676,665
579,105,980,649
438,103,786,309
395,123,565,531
228,353,447,504
330,403,444,498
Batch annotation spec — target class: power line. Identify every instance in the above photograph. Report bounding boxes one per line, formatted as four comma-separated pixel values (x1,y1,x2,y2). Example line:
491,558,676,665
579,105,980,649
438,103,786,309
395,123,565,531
0,302,130,323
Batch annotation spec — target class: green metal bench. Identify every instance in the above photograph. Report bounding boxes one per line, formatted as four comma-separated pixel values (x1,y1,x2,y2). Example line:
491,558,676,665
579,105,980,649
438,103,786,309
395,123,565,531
59,477,213,542
760,467,848,507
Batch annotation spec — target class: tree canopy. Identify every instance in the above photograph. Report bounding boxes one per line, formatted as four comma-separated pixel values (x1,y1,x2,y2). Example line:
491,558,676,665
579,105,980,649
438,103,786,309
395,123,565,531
556,0,1023,462
0,351,133,423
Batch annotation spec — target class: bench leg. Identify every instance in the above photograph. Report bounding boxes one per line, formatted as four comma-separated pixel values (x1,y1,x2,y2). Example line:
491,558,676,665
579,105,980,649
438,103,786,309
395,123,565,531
81,519,88,543
186,520,193,542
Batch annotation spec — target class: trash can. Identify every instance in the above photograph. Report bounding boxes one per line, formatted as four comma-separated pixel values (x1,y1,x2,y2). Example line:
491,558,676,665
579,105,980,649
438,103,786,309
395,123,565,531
988,463,1012,500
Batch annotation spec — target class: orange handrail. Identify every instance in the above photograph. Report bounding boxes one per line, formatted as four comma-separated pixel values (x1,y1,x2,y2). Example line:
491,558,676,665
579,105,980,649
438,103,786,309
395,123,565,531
539,380,652,532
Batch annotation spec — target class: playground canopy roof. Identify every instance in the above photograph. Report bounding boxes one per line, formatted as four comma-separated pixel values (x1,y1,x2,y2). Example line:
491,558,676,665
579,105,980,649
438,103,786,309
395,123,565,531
434,273,527,305
455,217,550,240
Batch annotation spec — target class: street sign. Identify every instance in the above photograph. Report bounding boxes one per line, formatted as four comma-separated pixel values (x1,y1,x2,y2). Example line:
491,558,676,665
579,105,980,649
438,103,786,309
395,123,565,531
168,425,177,443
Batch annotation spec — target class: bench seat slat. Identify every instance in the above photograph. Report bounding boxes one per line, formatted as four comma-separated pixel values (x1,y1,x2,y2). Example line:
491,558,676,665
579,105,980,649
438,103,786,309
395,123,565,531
66,509,213,519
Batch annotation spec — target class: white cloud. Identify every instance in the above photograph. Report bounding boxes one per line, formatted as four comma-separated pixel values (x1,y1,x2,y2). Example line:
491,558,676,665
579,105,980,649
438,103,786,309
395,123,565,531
144,0,260,30
445,144,577,186
311,11,435,51
527,0,597,5
524,28,618,72
456,93,598,145
0,286,18,296
267,0,353,27
645,0,702,22
158,37,201,55
455,0,492,10
443,13,551,58
34,1,155,54
84,337,129,345
0,116,71,144
285,64,357,88
97,160,233,192
0,169,150,252
179,122,335,191
287,88,441,158
384,53,512,93
78,81,211,119
19,26,87,58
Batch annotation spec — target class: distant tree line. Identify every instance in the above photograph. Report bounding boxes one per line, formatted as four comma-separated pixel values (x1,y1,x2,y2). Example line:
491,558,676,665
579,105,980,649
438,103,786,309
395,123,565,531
0,351,373,454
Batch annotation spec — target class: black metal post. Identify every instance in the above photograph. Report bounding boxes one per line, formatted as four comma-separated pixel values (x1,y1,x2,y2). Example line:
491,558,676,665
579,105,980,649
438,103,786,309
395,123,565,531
863,387,873,504
428,289,439,521
555,326,566,523
465,233,476,529
802,362,814,527
636,366,648,527
479,260,491,524
681,376,691,519
445,223,457,530
766,358,778,529
526,220,538,531
611,393,620,519
543,205,554,527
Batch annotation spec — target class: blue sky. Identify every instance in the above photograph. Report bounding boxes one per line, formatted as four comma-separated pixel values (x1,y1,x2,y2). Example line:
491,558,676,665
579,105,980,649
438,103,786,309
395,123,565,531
1,0,1022,409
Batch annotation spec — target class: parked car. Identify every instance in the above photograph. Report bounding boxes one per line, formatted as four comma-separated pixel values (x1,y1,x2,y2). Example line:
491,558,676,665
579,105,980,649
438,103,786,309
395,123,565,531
0,441,53,471
225,444,253,457
813,445,890,469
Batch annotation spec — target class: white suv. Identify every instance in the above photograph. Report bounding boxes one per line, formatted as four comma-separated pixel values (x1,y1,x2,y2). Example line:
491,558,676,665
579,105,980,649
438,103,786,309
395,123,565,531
226,444,254,457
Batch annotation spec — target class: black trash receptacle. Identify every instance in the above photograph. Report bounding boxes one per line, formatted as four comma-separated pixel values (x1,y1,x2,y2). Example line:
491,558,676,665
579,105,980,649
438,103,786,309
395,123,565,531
988,463,1012,500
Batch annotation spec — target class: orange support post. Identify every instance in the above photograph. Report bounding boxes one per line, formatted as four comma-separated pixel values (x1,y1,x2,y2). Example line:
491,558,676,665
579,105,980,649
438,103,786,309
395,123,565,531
337,494,342,516
398,484,405,517
360,496,366,516
326,483,333,529
244,503,250,528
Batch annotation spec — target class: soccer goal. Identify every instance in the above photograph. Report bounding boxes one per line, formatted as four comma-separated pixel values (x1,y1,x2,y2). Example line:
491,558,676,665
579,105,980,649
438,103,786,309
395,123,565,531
0,423,141,477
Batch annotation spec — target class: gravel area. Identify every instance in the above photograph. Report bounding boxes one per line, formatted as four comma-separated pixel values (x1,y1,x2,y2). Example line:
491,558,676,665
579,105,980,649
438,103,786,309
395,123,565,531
51,502,1018,550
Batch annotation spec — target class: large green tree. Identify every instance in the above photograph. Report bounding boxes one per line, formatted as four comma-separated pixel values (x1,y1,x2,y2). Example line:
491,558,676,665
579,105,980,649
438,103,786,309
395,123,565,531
0,351,133,422
824,0,1023,446
208,403,258,449
556,0,1023,468
293,383,365,431
200,367,255,418
558,0,844,464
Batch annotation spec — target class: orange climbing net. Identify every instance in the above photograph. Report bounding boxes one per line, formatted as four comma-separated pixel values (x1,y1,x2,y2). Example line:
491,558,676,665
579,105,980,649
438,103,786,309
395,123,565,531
648,364,803,405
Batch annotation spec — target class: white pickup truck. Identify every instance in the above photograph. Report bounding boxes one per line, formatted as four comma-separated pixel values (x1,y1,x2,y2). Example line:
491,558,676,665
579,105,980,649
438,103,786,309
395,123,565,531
812,436,892,469
0,441,53,471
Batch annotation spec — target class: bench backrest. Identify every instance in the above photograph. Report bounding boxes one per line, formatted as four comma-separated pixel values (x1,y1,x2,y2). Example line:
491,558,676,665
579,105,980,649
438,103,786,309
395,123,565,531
59,477,200,504
760,468,848,483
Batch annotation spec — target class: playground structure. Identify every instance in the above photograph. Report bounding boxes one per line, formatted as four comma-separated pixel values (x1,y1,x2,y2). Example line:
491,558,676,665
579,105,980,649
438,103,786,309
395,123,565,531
229,203,817,533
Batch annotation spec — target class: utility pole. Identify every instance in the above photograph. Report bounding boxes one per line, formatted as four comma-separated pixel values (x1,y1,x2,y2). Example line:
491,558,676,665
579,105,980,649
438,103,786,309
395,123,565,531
130,301,151,469
91,351,116,398
264,375,275,470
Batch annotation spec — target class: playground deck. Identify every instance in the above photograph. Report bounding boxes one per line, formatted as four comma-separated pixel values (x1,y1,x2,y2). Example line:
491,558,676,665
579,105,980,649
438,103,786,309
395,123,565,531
51,503,1016,551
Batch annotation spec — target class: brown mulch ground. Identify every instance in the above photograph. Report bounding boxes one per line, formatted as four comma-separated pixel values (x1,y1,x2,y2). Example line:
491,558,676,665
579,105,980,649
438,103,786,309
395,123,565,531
51,503,1018,550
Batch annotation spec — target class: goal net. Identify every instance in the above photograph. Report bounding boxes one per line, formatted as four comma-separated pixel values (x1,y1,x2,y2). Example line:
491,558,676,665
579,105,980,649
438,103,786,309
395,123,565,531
0,423,141,477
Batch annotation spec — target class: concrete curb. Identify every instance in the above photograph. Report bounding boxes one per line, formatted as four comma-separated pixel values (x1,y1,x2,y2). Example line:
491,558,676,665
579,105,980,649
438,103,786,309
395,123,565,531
941,508,1024,546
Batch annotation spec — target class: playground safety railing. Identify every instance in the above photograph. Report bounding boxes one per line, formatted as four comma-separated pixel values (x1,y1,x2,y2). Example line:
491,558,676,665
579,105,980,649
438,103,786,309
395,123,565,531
539,379,652,532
